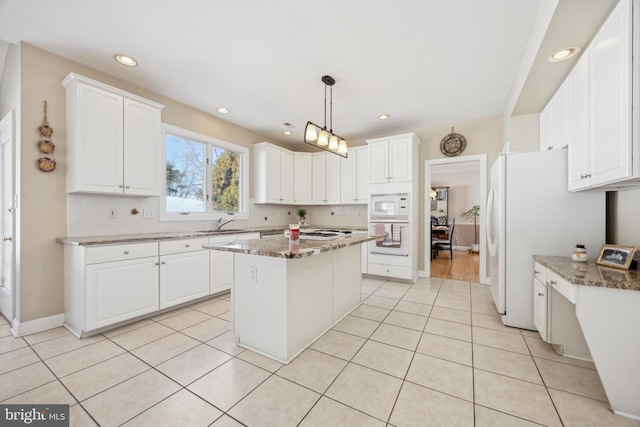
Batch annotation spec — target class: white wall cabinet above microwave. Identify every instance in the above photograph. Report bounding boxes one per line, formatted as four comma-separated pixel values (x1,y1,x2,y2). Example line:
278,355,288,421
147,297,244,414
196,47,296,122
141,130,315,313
62,73,164,196
366,133,420,184
562,0,640,191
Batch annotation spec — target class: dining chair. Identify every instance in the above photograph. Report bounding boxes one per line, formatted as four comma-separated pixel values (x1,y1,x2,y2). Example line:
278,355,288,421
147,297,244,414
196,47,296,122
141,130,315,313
433,218,455,259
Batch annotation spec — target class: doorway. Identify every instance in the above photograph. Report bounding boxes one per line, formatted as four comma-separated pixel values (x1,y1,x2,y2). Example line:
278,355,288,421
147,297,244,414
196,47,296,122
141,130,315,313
424,154,487,283
0,111,15,322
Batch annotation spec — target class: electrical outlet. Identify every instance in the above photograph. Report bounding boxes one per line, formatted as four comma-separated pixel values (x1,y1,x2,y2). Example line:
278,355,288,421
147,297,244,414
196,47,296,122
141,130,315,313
109,208,117,218
249,266,257,283
143,208,154,219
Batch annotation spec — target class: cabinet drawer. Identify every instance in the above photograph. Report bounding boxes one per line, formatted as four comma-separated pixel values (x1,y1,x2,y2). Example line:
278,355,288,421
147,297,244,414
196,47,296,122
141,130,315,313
367,263,411,280
160,238,209,255
85,242,158,264
546,270,576,303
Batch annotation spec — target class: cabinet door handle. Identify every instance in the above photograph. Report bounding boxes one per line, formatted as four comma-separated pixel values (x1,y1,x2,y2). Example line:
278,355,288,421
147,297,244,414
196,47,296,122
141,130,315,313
548,280,556,285
155,262,159,266
585,173,591,178
124,251,130,255
119,184,124,188
161,261,166,265
125,185,130,189
538,292,544,296
547,146,553,150
534,270,539,275
185,244,190,248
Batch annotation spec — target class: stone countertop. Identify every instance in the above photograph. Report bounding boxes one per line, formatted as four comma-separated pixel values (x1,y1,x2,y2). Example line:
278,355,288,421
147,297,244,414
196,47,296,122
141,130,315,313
56,225,368,246
534,256,640,291
203,233,376,259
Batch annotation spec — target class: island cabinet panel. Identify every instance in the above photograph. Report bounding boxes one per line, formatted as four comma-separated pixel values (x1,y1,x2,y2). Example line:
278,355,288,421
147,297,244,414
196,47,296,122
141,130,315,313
231,244,363,363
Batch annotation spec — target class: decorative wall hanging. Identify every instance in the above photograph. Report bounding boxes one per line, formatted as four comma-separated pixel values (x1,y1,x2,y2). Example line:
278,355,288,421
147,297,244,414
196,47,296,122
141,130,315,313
440,126,467,157
36,100,57,172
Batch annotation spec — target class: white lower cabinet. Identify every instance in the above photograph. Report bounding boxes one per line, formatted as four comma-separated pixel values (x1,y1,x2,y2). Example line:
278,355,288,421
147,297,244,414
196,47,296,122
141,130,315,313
533,262,591,359
85,256,159,332
159,238,210,309
64,232,261,336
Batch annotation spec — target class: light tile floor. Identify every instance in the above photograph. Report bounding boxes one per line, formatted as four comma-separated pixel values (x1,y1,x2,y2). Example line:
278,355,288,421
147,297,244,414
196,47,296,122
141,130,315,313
1,278,638,426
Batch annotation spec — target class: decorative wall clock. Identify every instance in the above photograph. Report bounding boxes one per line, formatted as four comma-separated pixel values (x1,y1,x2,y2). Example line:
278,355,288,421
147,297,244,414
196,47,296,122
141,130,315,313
440,127,466,157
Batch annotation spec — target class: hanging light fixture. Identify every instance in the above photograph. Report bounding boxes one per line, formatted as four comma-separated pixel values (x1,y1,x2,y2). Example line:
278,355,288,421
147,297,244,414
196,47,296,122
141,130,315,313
304,75,348,158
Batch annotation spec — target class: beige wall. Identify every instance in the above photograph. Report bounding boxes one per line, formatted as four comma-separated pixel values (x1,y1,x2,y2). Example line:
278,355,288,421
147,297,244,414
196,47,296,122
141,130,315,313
510,113,540,152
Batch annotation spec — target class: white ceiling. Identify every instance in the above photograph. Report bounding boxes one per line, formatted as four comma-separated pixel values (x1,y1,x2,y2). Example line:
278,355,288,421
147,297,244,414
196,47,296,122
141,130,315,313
0,0,617,147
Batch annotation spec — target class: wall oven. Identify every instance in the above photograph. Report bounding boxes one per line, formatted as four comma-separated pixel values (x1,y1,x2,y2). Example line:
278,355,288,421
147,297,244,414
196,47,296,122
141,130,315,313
369,193,410,256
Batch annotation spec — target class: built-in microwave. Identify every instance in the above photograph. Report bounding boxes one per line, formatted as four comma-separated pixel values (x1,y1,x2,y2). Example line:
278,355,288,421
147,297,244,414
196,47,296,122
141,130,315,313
370,193,409,221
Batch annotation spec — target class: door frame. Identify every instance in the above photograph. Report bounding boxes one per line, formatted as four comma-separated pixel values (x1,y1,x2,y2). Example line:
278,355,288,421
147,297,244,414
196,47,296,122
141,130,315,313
424,154,488,284
0,110,16,323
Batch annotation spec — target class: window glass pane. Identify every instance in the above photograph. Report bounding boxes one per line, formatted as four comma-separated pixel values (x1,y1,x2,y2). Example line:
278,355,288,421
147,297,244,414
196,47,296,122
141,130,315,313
166,135,205,212
211,146,240,213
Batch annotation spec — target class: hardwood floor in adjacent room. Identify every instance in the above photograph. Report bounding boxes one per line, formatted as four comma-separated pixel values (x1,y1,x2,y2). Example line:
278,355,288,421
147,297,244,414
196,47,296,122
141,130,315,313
431,249,479,282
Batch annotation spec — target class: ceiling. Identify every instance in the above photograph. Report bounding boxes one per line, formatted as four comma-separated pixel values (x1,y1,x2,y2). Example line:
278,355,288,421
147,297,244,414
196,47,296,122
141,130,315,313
0,0,618,148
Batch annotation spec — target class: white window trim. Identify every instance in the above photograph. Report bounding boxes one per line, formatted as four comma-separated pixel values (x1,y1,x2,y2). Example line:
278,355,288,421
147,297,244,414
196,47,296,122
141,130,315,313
160,123,249,221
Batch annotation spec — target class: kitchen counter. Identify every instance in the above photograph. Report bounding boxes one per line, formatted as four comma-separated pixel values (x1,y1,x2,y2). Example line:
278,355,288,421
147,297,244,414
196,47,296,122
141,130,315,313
56,225,368,246
534,255,640,420
534,256,640,291
204,232,373,364
202,233,374,259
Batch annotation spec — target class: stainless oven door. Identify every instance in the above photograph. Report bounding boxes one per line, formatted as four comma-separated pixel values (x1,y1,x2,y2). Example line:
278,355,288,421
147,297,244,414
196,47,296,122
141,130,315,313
369,222,410,256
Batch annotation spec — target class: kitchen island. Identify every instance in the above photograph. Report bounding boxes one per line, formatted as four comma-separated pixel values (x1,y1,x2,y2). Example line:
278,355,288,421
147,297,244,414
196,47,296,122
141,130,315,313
534,256,640,420
203,232,376,363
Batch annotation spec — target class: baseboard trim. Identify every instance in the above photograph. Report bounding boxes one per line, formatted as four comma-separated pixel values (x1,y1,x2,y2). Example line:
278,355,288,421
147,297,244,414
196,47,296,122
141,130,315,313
11,314,65,337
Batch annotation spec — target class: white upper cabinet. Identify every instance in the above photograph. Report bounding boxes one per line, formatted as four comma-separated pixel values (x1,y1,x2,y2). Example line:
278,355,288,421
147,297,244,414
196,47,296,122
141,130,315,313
312,153,341,204
253,142,294,204
567,0,639,191
540,79,568,151
62,73,163,196
366,133,419,183
293,153,313,204
340,146,369,204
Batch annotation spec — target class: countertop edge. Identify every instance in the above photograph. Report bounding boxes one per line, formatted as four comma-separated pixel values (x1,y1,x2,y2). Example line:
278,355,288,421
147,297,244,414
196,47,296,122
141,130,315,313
534,255,640,291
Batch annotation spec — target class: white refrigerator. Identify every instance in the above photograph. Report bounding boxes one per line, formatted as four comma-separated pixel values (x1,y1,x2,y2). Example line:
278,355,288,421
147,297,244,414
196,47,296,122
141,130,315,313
487,149,605,330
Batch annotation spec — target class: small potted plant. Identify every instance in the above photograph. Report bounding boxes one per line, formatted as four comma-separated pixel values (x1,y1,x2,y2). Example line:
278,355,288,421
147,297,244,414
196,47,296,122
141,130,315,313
296,208,307,226
460,205,480,252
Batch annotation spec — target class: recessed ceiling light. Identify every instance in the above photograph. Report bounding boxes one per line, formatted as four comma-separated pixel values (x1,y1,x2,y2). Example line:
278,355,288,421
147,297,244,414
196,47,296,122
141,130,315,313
377,114,391,120
282,130,293,136
216,107,229,114
548,47,580,62
114,54,137,67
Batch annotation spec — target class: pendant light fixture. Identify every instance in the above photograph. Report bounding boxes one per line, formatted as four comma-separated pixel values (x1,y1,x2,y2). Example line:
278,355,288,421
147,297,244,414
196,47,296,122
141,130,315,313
304,75,348,158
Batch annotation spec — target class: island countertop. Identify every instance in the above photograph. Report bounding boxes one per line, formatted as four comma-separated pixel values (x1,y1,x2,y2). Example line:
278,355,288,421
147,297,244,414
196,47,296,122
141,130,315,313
534,255,640,291
203,233,377,259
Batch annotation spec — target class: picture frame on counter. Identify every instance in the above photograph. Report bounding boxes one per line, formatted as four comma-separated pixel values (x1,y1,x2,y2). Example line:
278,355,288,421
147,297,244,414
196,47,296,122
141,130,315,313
596,244,636,270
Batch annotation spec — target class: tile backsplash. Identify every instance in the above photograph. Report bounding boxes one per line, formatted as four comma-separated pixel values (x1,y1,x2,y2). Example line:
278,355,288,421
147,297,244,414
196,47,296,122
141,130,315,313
66,194,368,237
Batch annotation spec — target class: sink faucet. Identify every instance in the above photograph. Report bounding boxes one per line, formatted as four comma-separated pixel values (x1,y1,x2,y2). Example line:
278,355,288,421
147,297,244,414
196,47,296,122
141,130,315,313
216,215,236,231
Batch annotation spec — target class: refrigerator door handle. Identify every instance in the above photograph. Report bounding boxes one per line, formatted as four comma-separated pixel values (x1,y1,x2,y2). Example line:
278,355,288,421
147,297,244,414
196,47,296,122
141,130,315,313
487,187,498,257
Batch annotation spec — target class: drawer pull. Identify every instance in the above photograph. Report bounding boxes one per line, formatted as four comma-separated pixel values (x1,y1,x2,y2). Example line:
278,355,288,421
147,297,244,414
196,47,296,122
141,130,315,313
548,280,556,285
185,244,190,248
155,262,159,266
161,261,166,265
534,270,540,275
538,292,544,297
124,251,130,255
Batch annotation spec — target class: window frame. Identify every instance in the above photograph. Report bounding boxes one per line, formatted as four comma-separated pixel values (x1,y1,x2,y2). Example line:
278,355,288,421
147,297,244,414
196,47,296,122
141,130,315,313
160,123,249,221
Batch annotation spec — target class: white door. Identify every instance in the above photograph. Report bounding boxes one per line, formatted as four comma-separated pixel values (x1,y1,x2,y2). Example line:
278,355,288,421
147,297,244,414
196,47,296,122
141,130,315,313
0,112,14,322
123,98,161,196
388,138,410,182
312,154,327,203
